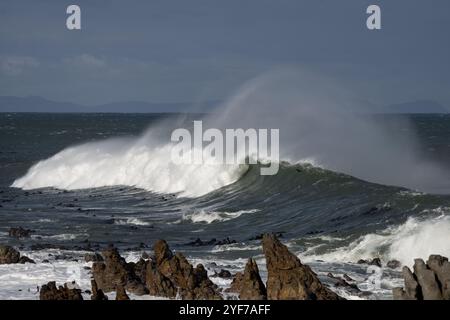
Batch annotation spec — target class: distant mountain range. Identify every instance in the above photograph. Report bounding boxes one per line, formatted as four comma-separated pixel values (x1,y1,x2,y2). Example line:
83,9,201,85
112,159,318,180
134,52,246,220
0,96,218,113
0,96,448,114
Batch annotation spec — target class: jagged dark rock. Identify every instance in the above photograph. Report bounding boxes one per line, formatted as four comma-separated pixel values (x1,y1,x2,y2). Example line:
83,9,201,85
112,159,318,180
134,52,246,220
18,256,35,264
91,280,108,300
368,258,382,268
8,227,33,238
85,253,103,263
146,260,177,298
0,245,20,264
386,260,401,269
225,272,243,294
115,285,130,300
393,255,450,300
262,234,342,300
239,258,267,300
249,232,284,241
92,247,148,295
132,258,148,284
185,237,237,247
327,273,360,294
151,240,222,300
427,255,450,299
343,274,354,282
215,269,232,279
0,245,34,264
39,281,83,300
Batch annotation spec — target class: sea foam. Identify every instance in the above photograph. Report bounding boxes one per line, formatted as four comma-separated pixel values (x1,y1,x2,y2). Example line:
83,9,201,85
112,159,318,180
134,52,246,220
304,212,450,267
11,138,247,198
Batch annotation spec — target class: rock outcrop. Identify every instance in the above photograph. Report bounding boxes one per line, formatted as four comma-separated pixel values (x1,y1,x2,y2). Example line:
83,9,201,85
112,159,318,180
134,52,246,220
8,227,33,238
115,285,130,300
393,255,450,300
92,247,148,295
386,260,401,269
262,234,342,300
91,280,108,300
148,240,222,300
239,258,267,300
40,282,83,300
225,272,243,294
0,245,35,264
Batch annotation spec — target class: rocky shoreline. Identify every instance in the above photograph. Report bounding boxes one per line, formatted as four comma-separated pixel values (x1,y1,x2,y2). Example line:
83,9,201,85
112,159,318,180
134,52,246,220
1,233,449,300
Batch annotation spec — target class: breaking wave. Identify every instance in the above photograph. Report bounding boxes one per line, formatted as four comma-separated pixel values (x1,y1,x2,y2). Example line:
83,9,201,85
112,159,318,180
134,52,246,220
12,140,248,198
304,213,450,267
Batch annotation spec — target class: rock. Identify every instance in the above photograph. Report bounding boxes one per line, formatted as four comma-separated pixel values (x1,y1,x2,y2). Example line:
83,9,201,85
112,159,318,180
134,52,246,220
343,274,354,282
132,258,148,284
146,261,177,298
217,269,232,279
151,240,222,300
0,245,20,264
393,255,450,300
91,280,108,300
427,255,450,300
188,264,223,300
262,233,342,300
225,272,244,293
327,273,360,294
413,259,442,300
18,256,35,264
92,247,148,295
8,227,33,238
239,258,267,300
40,281,83,300
357,259,368,265
249,232,284,241
368,258,382,268
115,285,130,300
85,253,103,263
185,237,237,247
386,260,401,269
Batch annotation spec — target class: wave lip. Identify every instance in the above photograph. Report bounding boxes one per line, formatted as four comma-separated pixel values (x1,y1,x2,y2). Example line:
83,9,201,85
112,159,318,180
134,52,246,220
11,140,247,198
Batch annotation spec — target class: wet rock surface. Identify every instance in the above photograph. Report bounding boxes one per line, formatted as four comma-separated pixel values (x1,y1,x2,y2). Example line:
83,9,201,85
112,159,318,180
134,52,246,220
262,234,342,300
151,240,222,300
8,227,33,238
34,236,349,300
185,237,237,247
115,285,130,300
92,247,148,295
40,281,83,300
90,280,108,300
0,245,35,264
393,255,450,300
239,258,267,300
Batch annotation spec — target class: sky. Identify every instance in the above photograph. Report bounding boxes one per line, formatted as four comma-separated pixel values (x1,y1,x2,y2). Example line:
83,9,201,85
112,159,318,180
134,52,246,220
0,0,449,108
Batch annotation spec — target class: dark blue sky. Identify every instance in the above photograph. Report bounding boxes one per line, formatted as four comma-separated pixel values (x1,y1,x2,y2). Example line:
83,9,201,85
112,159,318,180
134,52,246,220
1,0,449,107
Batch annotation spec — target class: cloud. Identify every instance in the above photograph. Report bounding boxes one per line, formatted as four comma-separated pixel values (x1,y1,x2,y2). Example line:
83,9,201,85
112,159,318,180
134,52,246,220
0,56,39,76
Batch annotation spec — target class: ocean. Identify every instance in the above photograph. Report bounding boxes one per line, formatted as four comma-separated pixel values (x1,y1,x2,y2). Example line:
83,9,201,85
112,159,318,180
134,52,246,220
1,112,450,300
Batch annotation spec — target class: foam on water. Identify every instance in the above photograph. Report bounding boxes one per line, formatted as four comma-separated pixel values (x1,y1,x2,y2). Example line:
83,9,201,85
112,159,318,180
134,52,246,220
114,218,150,226
304,213,450,267
180,209,260,224
12,141,247,198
